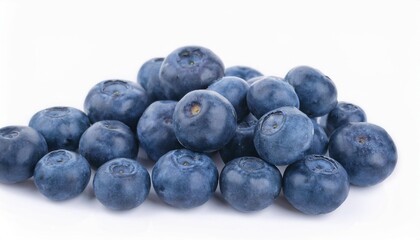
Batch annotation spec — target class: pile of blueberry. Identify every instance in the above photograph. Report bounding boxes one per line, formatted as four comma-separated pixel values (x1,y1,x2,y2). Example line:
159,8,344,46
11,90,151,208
0,46,397,214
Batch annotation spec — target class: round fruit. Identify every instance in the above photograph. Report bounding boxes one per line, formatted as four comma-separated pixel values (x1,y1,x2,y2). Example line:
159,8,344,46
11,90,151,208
254,107,314,166
173,90,237,153
34,150,91,201
285,66,337,117
93,158,150,210
328,122,397,187
137,100,182,162
29,106,90,151
247,76,299,119
159,45,224,100
326,101,367,135
79,120,138,169
283,155,350,215
0,126,48,184
84,79,149,129
152,149,218,209
220,157,281,212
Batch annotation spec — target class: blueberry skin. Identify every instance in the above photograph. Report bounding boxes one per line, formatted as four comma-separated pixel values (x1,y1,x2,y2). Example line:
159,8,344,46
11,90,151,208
137,57,165,101
224,65,263,80
247,76,300,119
208,76,250,121
137,57,164,90
0,126,48,184
84,79,149,129
173,90,237,153
283,155,350,215
285,66,338,117
220,157,281,212
93,158,150,210
305,120,329,155
29,106,90,151
326,102,367,135
79,120,138,169
254,107,314,166
137,100,182,162
152,149,218,209
328,122,397,187
219,114,259,164
159,46,225,100
34,150,91,201
246,76,264,86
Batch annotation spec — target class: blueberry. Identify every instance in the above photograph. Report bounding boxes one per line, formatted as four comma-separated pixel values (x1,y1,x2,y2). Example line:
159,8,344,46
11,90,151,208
29,106,90,151
173,90,237,153
220,157,281,212
254,107,314,166
305,120,329,155
0,126,48,184
79,120,138,169
224,65,263,80
93,158,150,210
328,122,397,187
137,57,166,101
152,149,218,209
208,76,250,121
326,102,366,135
159,46,224,100
137,57,164,90
137,100,182,162
84,79,149,130
34,150,91,201
247,76,300,119
219,114,259,164
282,155,350,215
285,66,338,117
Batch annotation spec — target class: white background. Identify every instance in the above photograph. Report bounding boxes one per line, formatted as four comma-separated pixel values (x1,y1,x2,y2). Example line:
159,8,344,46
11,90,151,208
1,0,419,239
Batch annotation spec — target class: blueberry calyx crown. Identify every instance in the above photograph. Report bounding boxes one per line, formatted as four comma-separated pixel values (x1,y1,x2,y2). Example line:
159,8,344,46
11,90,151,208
102,80,130,97
0,127,20,139
260,111,285,135
357,135,368,144
340,103,359,112
45,107,70,118
304,155,339,174
45,150,71,166
109,160,137,177
185,102,202,117
178,48,204,67
238,157,265,171
190,103,201,116
163,117,173,125
102,121,119,130
174,153,199,168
